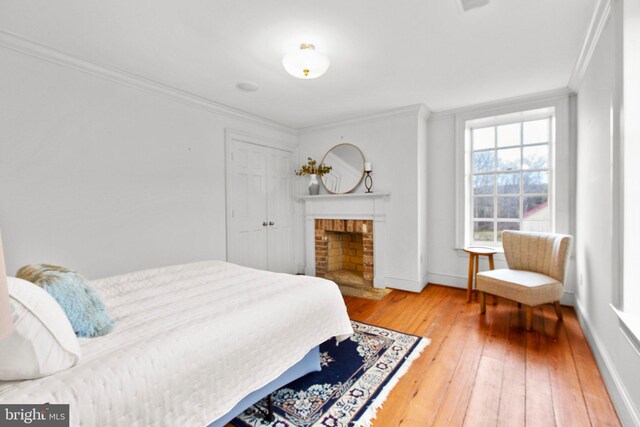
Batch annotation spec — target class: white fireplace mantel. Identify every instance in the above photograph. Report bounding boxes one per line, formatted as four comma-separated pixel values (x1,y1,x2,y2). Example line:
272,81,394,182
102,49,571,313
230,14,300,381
299,193,390,200
302,192,390,289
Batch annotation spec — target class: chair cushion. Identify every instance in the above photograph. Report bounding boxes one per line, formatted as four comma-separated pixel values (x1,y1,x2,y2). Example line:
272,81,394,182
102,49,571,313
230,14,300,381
476,269,563,306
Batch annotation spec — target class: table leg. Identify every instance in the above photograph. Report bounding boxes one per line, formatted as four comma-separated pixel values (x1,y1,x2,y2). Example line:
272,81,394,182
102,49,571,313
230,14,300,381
466,254,475,303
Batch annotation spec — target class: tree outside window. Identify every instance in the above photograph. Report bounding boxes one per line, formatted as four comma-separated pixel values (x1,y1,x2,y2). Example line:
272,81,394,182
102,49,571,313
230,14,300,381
469,117,552,245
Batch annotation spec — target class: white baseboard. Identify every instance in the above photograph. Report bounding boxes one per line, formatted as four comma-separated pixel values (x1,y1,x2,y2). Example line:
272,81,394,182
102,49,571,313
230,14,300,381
385,276,427,293
560,291,576,306
574,300,640,427
427,271,576,306
427,271,468,289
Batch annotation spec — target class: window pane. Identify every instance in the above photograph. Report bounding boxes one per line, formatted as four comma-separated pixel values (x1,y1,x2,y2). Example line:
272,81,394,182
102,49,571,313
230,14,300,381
523,171,548,194
473,150,495,172
497,123,521,147
497,197,519,218
522,221,549,233
473,221,494,242
497,222,520,241
473,174,494,195
473,127,495,150
523,145,548,170
523,196,549,220
474,197,494,218
523,119,549,144
497,147,521,171
496,172,520,194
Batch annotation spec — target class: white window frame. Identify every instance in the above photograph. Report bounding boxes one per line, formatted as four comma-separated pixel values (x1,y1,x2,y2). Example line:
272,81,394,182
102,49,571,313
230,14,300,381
612,0,640,352
455,93,572,253
620,0,640,315
466,111,555,247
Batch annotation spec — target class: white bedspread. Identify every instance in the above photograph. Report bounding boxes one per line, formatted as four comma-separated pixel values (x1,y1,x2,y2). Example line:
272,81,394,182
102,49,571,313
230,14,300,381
0,261,353,426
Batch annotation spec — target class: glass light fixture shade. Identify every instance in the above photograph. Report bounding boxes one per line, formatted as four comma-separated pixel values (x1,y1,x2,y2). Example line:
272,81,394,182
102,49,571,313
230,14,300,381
282,44,330,79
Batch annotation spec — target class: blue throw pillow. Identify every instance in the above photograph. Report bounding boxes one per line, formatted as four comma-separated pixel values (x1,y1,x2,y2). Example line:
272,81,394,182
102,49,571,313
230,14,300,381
16,265,115,337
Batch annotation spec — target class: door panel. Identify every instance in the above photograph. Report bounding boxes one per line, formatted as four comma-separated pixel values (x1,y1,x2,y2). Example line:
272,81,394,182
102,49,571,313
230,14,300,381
227,140,268,270
267,149,295,273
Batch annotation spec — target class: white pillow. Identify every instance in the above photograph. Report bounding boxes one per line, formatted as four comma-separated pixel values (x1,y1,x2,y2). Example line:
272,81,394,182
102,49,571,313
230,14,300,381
0,277,81,380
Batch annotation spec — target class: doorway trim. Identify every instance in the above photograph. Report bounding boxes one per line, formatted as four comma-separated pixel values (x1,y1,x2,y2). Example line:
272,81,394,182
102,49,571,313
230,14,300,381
224,128,298,269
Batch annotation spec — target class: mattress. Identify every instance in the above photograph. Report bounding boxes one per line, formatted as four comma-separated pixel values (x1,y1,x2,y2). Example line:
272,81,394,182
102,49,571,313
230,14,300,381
0,261,354,426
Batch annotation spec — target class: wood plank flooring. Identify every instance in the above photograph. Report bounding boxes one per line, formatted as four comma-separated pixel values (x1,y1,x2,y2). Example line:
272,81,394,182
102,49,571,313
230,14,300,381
343,284,621,427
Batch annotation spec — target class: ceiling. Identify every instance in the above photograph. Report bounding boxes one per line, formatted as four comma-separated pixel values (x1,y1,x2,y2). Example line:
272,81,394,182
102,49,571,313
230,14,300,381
0,0,596,129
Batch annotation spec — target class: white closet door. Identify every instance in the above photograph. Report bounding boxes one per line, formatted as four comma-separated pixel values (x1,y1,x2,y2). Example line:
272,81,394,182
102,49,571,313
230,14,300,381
227,140,269,270
266,148,295,274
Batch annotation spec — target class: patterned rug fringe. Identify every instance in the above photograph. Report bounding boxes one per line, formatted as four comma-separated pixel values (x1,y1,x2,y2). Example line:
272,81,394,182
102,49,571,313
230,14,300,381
352,337,431,427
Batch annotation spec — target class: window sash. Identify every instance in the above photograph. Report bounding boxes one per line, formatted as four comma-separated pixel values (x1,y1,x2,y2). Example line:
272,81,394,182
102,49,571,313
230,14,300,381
468,116,552,246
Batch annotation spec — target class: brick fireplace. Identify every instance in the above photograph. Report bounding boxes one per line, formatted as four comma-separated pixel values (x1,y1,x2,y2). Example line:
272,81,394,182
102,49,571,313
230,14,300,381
302,193,390,299
315,219,374,287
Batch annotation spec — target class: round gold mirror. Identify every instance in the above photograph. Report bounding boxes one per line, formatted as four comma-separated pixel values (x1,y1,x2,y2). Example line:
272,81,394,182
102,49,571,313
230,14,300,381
320,143,365,194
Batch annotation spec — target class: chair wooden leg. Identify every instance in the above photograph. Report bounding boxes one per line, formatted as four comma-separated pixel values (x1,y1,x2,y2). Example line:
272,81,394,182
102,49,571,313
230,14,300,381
466,254,475,303
474,256,480,300
525,306,533,332
488,255,496,304
554,301,564,321
480,291,486,314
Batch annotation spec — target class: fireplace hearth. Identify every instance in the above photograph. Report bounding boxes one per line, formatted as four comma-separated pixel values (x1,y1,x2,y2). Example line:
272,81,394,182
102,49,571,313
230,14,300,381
314,219,390,300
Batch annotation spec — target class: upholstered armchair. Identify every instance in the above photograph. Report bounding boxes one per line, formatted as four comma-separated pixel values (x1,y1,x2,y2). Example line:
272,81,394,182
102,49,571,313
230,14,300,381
477,230,573,331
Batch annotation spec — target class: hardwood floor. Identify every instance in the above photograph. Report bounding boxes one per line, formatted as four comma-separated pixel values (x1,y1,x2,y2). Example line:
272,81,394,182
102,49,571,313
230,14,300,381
343,284,621,427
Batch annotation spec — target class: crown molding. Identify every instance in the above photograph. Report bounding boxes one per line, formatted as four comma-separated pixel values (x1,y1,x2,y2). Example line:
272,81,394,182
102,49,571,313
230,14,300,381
568,0,613,92
0,30,297,136
429,87,572,121
299,103,431,133
417,103,431,121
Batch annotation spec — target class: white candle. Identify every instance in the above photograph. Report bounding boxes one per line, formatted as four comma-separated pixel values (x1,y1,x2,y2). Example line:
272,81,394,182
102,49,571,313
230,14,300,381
364,162,372,172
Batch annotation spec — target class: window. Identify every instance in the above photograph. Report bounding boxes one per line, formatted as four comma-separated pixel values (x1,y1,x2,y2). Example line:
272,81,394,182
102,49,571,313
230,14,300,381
620,1,640,316
465,109,555,247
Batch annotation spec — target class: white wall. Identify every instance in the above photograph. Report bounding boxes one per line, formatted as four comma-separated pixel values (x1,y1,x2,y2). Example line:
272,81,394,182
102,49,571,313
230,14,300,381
297,108,428,292
574,5,640,425
0,46,296,279
427,114,490,286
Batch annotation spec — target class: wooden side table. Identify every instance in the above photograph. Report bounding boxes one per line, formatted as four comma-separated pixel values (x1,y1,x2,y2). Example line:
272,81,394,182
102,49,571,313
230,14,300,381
464,247,497,303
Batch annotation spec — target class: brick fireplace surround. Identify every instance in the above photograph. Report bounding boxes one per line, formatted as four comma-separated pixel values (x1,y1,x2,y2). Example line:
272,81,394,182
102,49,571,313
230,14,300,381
315,219,374,286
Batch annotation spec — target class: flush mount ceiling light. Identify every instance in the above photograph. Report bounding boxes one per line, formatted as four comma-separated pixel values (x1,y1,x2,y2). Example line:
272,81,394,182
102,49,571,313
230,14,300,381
282,43,330,79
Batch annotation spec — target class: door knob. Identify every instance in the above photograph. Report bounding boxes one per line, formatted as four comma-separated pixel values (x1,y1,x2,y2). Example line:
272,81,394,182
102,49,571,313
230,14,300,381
269,221,274,226
262,221,268,226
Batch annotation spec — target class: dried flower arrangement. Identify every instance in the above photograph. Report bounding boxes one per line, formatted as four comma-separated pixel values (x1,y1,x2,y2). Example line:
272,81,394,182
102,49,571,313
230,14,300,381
296,157,332,177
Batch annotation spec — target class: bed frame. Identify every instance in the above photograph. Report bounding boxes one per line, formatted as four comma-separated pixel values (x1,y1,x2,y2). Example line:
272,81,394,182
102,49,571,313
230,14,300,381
208,346,321,426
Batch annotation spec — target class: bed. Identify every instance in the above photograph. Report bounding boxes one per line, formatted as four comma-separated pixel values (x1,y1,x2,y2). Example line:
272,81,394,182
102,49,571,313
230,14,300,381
0,260,353,426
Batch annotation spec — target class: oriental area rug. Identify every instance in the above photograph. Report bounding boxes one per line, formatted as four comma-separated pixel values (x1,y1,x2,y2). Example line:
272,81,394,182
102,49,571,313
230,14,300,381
232,321,429,427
